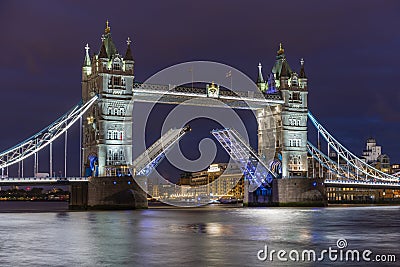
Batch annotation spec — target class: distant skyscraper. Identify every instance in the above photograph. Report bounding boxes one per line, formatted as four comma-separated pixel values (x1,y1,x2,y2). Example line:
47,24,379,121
362,138,381,163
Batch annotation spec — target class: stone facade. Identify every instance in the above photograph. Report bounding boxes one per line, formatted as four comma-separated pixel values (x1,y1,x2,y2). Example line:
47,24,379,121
248,45,327,206
86,176,147,209
71,22,147,210
244,178,326,206
257,45,308,178
271,178,326,206
81,22,134,178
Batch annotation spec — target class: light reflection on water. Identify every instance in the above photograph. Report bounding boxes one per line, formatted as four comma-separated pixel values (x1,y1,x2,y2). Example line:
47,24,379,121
0,203,399,266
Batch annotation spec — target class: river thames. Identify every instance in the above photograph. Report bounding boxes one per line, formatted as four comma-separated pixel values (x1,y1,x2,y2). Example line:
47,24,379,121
0,203,398,266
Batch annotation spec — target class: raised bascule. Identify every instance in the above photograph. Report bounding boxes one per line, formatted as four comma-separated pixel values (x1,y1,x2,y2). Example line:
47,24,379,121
1,22,399,209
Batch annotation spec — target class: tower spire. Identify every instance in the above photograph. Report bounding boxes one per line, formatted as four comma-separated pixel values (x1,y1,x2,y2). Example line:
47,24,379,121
257,62,264,83
277,42,285,55
99,20,118,59
84,43,91,66
124,37,133,61
98,35,108,58
280,59,290,77
299,58,307,78
105,20,111,34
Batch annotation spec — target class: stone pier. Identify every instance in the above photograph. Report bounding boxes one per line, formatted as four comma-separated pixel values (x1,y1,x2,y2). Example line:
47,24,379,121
244,178,327,207
69,176,148,210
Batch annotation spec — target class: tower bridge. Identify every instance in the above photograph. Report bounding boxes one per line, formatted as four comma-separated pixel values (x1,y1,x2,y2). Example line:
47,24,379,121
1,22,399,209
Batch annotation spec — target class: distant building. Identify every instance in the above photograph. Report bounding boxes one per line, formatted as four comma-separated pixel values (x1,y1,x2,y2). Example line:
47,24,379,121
327,187,400,203
151,184,159,198
374,154,391,174
360,138,393,173
391,164,400,174
177,172,192,186
177,163,244,199
362,138,381,163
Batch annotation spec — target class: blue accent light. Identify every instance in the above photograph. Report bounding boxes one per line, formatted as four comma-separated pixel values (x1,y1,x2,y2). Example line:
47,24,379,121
312,181,317,187
113,181,117,185
88,155,98,171
266,73,278,94
128,181,131,185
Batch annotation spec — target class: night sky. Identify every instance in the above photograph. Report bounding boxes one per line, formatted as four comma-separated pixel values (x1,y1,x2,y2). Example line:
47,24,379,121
1,1,400,179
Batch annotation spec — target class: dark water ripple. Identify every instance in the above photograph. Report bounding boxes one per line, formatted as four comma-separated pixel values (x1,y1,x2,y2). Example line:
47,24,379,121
0,203,399,266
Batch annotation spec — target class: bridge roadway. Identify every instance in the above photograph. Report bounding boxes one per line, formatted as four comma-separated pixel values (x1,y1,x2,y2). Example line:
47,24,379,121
0,177,88,186
1,176,399,190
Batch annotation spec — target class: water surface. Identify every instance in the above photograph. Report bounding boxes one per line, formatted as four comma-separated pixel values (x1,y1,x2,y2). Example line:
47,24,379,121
0,203,398,266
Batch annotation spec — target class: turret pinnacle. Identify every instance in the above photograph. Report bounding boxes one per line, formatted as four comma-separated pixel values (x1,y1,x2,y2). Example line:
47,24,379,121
99,20,118,59
280,59,290,77
277,42,285,55
105,20,111,34
272,42,292,80
299,58,307,78
98,36,108,59
257,62,264,83
124,37,134,61
84,43,91,66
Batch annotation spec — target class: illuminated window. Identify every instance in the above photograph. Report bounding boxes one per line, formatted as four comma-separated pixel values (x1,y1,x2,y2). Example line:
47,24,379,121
107,130,124,140
113,63,121,71
289,155,301,170
289,138,301,147
289,92,301,103
113,76,121,86
288,118,301,126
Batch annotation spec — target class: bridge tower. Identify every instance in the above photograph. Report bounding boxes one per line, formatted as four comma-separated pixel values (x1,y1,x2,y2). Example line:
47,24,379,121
257,44,308,178
71,21,147,209
251,44,325,206
81,21,134,177
275,45,309,178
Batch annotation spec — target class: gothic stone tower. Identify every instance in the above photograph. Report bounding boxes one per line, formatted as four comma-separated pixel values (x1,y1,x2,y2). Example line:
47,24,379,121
71,22,147,209
257,44,308,178
274,44,308,178
81,21,134,178
251,44,326,206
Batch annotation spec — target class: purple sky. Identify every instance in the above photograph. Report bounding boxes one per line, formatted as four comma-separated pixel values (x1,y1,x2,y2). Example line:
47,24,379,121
1,1,400,178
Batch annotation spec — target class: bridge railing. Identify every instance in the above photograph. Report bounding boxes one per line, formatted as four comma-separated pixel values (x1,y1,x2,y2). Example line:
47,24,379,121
133,82,282,101
133,126,191,176
0,177,88,183
211,128,276,192
308,111,400,183
0,96,98,170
